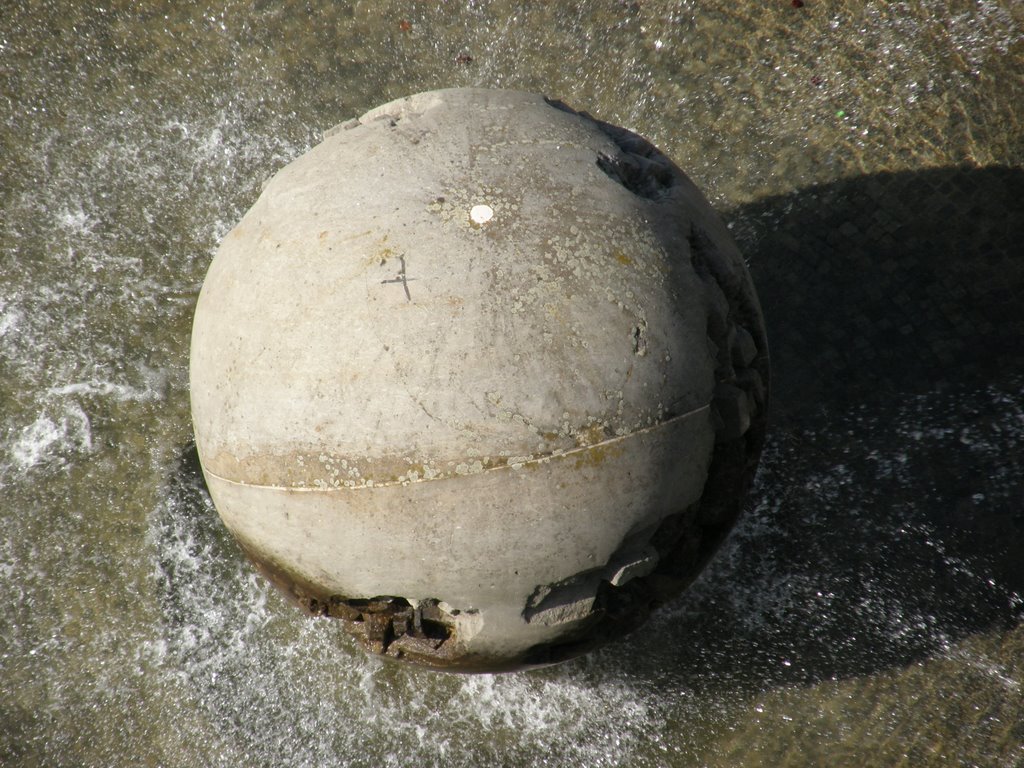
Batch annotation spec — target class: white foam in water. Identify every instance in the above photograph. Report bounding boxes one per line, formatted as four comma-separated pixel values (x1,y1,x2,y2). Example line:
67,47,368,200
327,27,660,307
46,377,162,403
9,416,63,469
8,403,92,471
55,204,95,238
0,297,21,338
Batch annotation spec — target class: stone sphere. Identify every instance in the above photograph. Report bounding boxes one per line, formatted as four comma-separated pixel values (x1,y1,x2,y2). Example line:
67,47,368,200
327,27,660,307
190,88,769,672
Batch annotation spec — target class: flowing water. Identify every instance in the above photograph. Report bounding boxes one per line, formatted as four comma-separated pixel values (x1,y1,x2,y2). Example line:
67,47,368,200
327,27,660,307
2,1,1023,765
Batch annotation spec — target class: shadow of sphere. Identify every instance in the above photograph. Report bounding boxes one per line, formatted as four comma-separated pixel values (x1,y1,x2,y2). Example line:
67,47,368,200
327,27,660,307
741,165,1024,425
595,165,1024,690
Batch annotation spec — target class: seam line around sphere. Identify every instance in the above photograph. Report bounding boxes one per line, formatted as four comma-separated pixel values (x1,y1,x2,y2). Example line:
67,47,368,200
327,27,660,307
201,403,713,491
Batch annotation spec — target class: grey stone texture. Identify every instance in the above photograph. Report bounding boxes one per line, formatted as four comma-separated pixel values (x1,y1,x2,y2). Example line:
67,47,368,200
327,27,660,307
190,88,769,671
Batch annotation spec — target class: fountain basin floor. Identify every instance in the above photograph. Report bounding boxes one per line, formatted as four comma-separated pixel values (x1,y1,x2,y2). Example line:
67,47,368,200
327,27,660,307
1,2,1022,766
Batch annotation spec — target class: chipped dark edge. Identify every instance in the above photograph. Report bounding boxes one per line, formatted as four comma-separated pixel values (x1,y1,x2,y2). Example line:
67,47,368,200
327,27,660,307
544,96,679,201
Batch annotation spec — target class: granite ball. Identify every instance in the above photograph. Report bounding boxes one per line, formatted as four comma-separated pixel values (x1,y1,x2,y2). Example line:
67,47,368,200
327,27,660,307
189,88,769,672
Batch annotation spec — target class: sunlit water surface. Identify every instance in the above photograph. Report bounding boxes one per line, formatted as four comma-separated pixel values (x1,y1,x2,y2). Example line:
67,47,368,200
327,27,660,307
2,2,1023,766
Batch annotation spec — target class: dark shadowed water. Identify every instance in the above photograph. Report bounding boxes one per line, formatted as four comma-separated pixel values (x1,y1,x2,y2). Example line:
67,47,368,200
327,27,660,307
2,2,1022,766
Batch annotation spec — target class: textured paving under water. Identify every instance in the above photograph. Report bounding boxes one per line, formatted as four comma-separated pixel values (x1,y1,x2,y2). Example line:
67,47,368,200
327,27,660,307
1,1,1023,766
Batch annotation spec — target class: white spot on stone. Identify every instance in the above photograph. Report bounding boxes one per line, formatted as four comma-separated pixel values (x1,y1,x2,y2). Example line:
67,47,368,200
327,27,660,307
470,204,494,224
